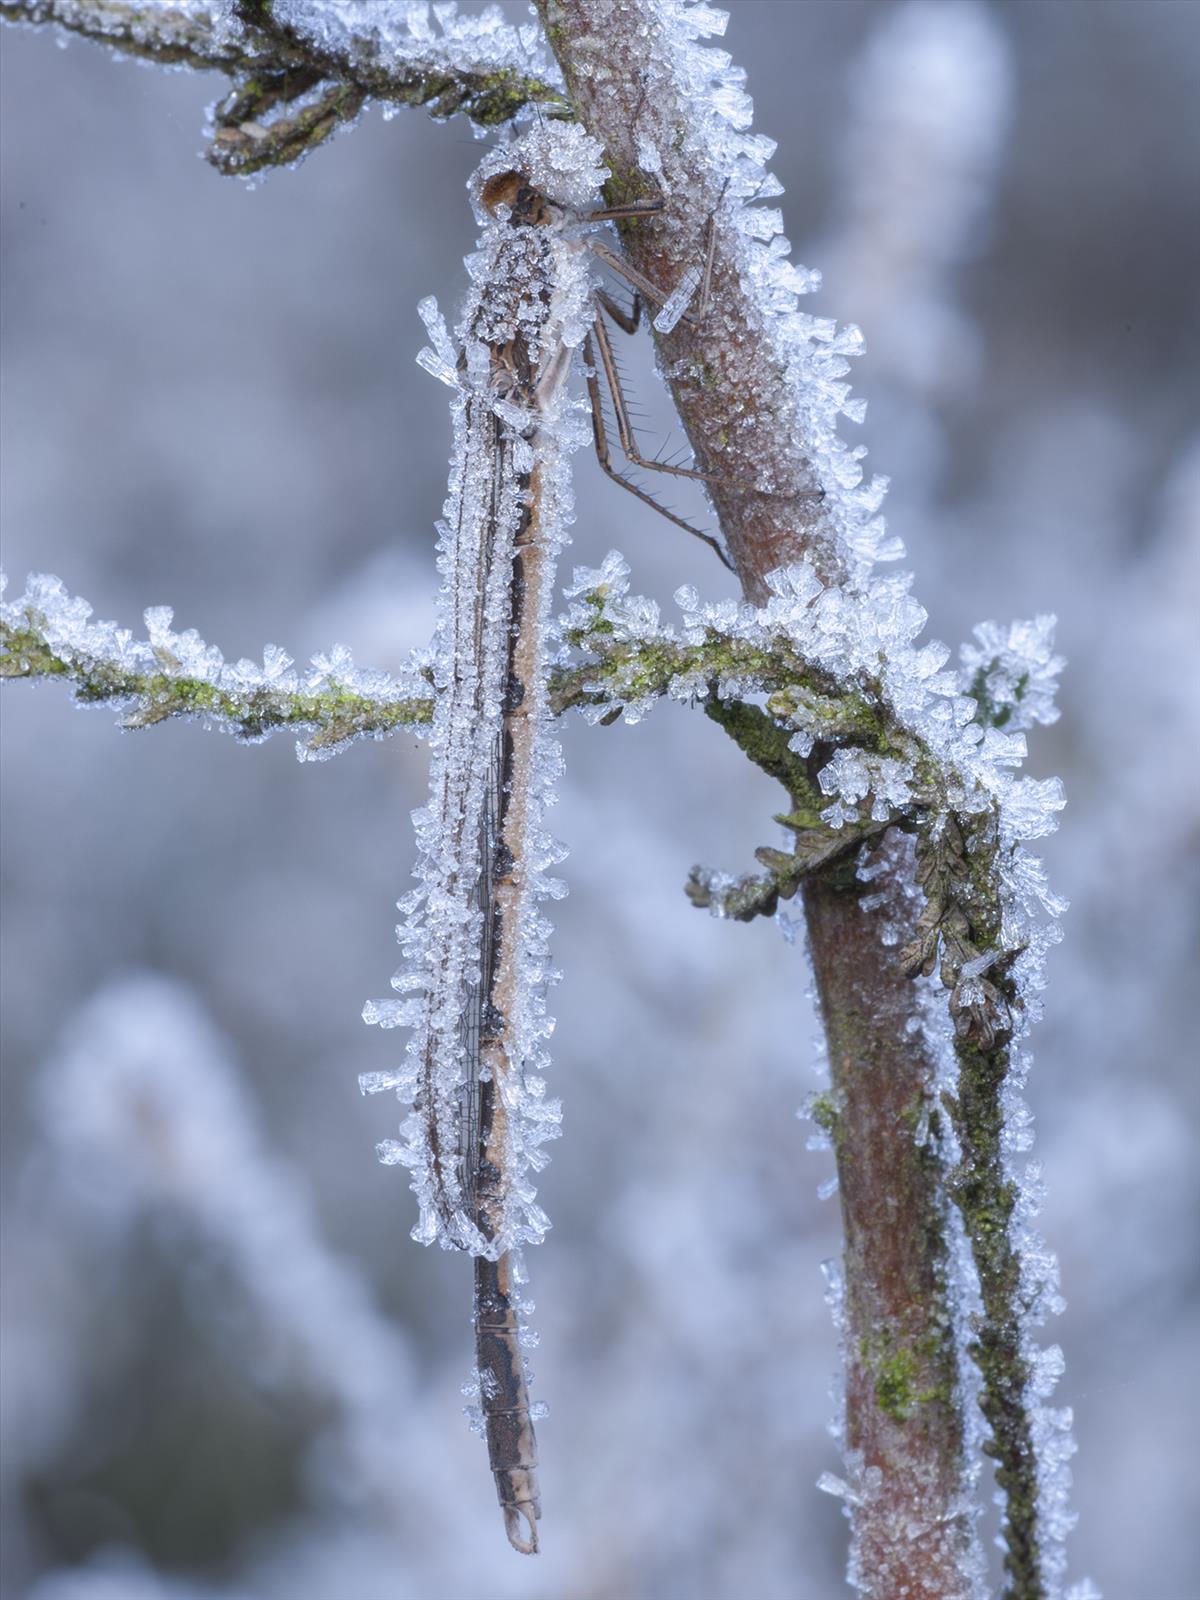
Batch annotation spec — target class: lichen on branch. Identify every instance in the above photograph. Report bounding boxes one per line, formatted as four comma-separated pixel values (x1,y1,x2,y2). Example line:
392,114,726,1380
552,550,1060,952
1,572,432,757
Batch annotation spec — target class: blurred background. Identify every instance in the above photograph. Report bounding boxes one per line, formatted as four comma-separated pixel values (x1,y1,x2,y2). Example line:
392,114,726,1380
2,2,1197,1596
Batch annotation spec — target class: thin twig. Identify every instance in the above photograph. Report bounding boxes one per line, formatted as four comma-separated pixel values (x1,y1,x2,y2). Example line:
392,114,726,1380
1,0,565,176
1,613,431,755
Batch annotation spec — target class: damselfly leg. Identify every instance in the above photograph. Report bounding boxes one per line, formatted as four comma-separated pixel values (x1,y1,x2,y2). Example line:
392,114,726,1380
583,323,734,569
589,179,723,328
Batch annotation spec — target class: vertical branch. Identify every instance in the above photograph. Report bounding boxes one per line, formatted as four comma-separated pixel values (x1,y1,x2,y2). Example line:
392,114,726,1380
806,833,974,1594
536,3,978,1593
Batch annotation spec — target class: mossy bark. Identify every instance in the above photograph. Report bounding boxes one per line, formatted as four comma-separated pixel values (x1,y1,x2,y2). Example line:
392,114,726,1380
806,832,972,1596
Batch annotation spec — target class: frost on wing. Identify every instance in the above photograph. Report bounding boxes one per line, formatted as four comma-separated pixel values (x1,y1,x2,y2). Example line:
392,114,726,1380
368,126,598,1260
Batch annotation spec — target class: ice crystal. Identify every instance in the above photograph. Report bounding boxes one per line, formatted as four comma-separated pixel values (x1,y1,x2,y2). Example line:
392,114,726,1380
818,748,915,825
960,615,1065,733
652,263,703,334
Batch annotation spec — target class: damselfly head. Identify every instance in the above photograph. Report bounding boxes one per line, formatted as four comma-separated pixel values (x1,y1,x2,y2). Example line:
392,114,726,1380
471,125,608,227
480,170,562,228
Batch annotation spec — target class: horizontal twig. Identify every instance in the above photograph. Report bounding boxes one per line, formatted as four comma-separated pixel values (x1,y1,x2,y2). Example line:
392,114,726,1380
551,612,880,742
1,0,251,70
1,577,432,756
1,0,566,176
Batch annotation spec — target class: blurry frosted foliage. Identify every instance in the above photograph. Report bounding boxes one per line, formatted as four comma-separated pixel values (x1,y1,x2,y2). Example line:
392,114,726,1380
821,0,1012,397
28,1556,252,1600
1029,434,1200,1314
32,974,461,1519
0,1216,93,1587
14,976,849,1596
816,0,1012,511
364,125,601,1259
1076,437,1199,1000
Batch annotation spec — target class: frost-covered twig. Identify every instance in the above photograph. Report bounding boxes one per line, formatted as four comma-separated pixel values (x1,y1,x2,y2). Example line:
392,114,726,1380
535,6,1079,1594
0,0,564,176
554,539,1069,1595
0,0,249,71
559,555,1059,923
1,573,432,757
535,0,886,592
554,550,1068,1594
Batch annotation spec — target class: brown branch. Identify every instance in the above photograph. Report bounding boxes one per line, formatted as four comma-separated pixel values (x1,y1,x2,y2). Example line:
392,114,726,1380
806,833,971,1596
1,0,565,175
535,4,979,1593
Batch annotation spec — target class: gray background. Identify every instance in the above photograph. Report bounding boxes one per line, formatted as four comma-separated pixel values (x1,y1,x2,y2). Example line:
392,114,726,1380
2,2,1198,1597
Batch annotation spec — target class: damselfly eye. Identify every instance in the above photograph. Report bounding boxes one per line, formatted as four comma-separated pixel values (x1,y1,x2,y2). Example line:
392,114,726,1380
480,170,524,216
480,170,557,226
